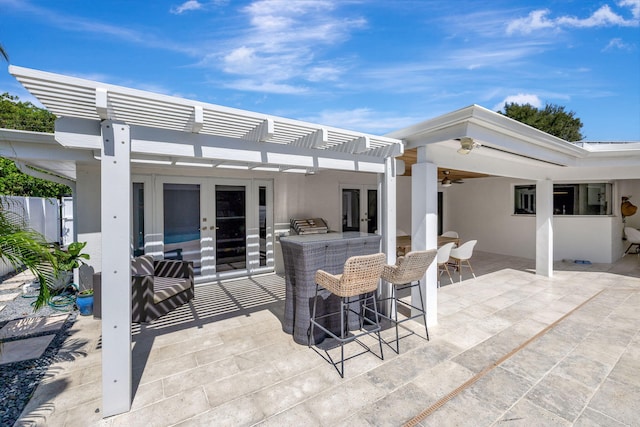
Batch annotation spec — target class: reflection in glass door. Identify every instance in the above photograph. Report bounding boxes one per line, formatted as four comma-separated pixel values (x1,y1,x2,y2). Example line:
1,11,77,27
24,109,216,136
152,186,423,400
366,189,377,234
342,188,360,232
215,185,246,272
163,183,201,274
342,186,377,233
133,182,145,256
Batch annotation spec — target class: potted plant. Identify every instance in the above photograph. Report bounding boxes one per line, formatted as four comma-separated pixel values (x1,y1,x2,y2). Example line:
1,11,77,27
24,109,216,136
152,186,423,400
49,241,91,290
76,288,94,316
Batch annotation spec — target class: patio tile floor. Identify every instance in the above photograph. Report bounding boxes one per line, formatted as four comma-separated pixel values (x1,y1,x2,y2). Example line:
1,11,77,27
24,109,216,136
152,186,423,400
12,252,640,426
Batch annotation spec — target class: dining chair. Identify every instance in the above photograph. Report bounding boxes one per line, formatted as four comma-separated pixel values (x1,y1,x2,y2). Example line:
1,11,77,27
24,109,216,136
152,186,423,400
379,250,437,353
441,231,459,238
308,253,386,378
449,240,477,282
437,242,456,287
624,227,640,255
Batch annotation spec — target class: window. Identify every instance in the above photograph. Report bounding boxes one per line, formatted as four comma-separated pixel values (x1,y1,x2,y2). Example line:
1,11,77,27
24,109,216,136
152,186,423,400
514,183,612,215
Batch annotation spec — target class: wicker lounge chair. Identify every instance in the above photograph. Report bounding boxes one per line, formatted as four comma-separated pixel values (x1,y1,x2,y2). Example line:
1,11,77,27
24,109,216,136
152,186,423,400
131,255,194,323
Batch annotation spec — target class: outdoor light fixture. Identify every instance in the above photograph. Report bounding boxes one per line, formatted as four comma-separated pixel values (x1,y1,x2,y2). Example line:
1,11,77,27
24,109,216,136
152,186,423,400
457,137,481,155
440,170,464,187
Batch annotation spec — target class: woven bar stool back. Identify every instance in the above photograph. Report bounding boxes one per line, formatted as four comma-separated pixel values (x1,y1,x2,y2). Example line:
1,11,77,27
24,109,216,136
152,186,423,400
308,253,386,378
379,249,437,353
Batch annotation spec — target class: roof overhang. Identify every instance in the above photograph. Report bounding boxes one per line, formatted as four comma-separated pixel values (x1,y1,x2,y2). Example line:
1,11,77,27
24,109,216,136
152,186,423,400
387,104,640,181
8,65,403,175
0,128,90,180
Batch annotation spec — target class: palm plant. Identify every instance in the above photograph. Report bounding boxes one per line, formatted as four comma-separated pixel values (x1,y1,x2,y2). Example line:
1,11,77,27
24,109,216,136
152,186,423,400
1,42,8,62
0,198,56,309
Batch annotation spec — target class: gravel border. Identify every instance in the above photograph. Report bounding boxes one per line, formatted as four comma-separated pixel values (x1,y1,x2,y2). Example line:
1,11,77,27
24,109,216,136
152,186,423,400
1,269,81,426
0,313,77,426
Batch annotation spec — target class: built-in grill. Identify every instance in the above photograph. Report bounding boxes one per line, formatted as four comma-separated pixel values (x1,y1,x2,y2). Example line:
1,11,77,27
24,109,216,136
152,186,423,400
290,218,329,235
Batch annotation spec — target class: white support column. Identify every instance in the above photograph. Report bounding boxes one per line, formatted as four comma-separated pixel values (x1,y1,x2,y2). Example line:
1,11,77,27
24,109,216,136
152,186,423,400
411,147,438,325
536,179,553,277
379,157,397,314
101,121,132,417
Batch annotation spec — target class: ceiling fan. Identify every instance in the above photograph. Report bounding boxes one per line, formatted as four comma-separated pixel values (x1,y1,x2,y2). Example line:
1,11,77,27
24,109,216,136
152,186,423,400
441,170,464,187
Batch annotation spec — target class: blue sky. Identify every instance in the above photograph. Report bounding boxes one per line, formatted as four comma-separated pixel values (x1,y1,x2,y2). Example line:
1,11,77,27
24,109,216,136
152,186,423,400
1,0,639,141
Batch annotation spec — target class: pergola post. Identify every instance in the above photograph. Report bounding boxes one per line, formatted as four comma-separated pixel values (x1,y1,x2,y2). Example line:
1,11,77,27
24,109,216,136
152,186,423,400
379,157,397,313
411,147,438,325
536,179,554,277
100,120,132,416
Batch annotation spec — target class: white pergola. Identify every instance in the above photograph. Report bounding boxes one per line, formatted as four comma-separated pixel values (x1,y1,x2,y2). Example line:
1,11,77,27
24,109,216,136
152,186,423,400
7,65,405,417
5,65,640,418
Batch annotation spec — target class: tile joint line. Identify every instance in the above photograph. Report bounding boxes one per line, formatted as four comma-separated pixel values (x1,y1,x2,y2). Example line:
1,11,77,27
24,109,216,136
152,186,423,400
403,289,606,427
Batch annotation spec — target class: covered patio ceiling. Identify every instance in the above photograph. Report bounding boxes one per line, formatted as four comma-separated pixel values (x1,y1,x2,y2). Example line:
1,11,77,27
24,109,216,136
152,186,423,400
7,65,403,177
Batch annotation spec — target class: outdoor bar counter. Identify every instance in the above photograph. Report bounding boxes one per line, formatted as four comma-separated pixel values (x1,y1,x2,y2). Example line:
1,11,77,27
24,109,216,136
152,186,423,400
280,232,382,344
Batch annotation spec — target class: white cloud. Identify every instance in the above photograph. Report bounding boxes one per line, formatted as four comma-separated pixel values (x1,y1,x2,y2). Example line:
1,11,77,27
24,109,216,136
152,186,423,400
303,108,422,134
506,10,557,35
506,3,640,35
619,0,640,19
603,37,634,51
210,0,366,93
494,94,543,111
170,0,229,14
223,79,309,95
170,1,203,15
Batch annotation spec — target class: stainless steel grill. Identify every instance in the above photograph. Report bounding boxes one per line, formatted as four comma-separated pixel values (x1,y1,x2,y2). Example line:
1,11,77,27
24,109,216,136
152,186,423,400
290,218,329,235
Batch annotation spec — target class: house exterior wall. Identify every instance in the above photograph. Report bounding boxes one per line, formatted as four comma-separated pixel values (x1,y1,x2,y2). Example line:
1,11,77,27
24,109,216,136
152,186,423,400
74,162,639,275
394,176,635,264
76,163,103,273
304,170,379,231
73,163,381,276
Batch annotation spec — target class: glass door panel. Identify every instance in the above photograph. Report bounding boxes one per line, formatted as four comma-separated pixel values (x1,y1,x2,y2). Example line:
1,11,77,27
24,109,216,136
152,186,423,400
163,183,201,274
259,186,267,267
342,188,361,232
367,189,378,234
342,186,377,233
215,185,246,272
133,182,145,256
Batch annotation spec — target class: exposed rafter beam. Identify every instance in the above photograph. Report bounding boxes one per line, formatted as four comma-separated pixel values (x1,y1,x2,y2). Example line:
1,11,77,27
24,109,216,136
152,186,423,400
290,128,328,149
189,106,203,133
242,118,273,142
367,142,404,158
96,88,109,119
328,136,370,154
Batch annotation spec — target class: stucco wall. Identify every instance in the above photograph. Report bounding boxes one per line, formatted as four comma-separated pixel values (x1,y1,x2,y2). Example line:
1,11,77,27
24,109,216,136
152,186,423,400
75,162,103,272
304,170,378,232
75,164,638,274
395,175,632,263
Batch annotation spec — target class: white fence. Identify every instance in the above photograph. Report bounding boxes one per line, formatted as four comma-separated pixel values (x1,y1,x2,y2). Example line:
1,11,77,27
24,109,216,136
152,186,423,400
1,196,62,277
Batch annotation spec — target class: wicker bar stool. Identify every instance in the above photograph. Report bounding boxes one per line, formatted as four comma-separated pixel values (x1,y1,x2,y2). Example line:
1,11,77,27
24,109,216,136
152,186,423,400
308,253,386,378
379,250,437,353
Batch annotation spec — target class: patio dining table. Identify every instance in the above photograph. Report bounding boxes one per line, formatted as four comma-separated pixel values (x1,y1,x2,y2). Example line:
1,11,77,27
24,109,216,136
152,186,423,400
280,232,382,345
396,235,460,256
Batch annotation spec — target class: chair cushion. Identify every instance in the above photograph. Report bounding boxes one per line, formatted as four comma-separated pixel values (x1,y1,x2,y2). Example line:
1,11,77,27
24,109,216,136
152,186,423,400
153,276,191,303
132,255,154,276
